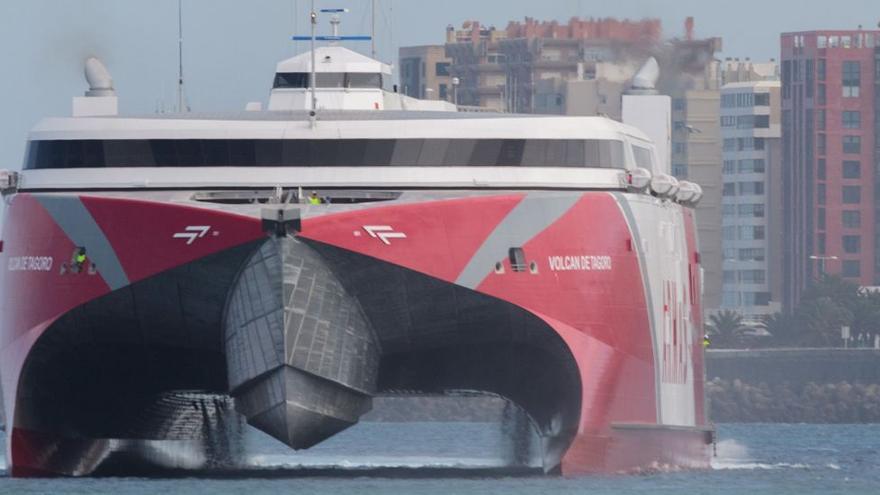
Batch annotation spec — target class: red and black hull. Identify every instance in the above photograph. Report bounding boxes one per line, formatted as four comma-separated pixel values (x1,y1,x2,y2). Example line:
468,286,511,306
0,190,711,476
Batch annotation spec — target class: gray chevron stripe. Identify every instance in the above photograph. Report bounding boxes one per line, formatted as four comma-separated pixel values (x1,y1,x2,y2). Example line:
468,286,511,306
36,195,131,291
455,193,582,290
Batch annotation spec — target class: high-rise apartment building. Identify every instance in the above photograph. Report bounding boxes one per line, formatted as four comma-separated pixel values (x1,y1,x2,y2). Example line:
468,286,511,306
668,65,723,312
781,31,880,309
719,76,783,319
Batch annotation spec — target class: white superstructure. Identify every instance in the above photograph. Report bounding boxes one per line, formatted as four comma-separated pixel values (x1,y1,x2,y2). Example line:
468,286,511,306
268,46,455,112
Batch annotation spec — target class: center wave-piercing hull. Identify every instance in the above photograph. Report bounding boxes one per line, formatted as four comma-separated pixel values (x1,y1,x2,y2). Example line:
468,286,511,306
0,189,711,476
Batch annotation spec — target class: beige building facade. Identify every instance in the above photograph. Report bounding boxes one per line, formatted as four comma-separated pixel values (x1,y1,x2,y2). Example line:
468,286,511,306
399,45,453,102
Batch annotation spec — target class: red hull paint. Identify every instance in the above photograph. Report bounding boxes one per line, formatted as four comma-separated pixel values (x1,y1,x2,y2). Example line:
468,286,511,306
1,191,710,476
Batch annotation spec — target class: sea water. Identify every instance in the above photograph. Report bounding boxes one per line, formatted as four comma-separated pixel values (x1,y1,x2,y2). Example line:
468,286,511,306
0,423,878,495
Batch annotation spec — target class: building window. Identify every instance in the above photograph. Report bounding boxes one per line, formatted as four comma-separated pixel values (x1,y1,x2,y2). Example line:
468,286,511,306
843,111,861,129
843,160,861,179
740,270,766,284
817,110,826,130
754,115,770,128
673,98,686,111
842,185,861,204
817,159,826,180
739,226,765,241
754,93,770,106
843,235,862,254
818,84,826,105
739,181,764,195
818,234,827,254
672,163,688,178
843,61,861,97
739,248,766,261
723,204,736,217
723,183,736,196
782,60,791,98
843,210,861,228
439,84,448,100
723,139,736,151
738,159,766,174
738,203,765,218
818,134,826,155
736,137,765,151
818,208,826,230
721,116,736,127
805,59,814,97
842,260,861,278
818,58,826,80
435,62,450,76
818,184,826,205
723,226,736,241
843,136,862,153
723,270,736,283
723,160,735,174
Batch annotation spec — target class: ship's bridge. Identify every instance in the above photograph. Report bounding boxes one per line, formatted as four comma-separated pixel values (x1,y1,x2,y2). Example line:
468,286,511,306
268,46,454,112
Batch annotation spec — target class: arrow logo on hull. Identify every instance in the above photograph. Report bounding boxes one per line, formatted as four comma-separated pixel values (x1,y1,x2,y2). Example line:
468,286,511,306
173,226,211,245
363,225,407,245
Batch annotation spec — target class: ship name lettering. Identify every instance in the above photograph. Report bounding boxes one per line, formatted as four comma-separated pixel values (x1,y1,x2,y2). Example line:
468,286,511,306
547,255,612,272
7,256,54,272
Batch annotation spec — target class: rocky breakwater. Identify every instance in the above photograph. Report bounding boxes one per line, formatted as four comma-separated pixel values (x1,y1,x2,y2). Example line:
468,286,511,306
707,379,880,423
705,348,880,423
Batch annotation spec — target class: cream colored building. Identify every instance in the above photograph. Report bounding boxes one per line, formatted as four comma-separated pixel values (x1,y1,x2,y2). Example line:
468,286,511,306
399,45,454,102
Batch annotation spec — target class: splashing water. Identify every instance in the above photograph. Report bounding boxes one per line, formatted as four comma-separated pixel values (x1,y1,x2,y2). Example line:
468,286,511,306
711,438,811,471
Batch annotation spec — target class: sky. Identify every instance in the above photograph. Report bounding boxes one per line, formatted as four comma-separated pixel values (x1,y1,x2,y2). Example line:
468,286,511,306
1,0,879,173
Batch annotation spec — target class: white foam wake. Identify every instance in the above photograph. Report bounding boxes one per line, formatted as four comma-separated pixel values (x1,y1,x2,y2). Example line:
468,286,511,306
246,454,509,470
711,439,812,471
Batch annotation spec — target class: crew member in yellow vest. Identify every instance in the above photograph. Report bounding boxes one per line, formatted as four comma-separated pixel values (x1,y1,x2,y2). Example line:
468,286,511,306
74,247,87,274
308,191,321,205
703,334,711,348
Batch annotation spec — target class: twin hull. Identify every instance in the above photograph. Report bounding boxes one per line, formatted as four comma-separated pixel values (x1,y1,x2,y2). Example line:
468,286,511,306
0,189,711,476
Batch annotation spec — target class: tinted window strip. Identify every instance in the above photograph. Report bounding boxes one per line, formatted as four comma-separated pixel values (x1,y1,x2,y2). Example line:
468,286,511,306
26,139,625,170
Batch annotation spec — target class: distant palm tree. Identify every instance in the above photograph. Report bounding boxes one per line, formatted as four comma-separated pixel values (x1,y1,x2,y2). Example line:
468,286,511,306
706,310,747,348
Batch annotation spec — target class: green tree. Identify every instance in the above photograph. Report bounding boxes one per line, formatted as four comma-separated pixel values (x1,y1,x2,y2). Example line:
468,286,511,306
759,312,799,347
851,291,880,344
706,310,747,348
796,296,853,347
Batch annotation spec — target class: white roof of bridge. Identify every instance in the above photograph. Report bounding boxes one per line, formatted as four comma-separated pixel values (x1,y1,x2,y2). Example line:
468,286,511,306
276,46,392,74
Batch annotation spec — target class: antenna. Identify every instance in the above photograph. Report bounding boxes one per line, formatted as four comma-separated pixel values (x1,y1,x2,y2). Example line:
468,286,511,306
177,0,189,112
290,5,374,118
310,1,317,114
371,0,376,58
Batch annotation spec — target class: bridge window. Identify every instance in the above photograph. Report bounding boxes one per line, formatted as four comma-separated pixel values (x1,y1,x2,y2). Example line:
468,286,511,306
273,72,383,89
